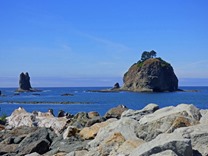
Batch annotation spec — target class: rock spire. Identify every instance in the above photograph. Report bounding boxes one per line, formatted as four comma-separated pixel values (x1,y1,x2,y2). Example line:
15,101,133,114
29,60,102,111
17,72,33,92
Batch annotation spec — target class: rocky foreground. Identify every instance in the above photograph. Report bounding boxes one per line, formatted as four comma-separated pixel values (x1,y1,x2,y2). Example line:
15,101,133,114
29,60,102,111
0,103,208,156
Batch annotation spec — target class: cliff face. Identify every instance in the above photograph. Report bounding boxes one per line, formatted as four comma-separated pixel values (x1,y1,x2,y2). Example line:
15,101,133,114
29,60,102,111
122,58,178,92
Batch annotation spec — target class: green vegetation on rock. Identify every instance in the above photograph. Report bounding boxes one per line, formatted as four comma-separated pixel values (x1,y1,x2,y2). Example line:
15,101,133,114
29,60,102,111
157,57,171,67
136,50,170,68
0,113,7,124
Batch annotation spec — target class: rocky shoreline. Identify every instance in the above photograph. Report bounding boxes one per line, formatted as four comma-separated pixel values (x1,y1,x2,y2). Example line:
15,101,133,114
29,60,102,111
0,103,208,156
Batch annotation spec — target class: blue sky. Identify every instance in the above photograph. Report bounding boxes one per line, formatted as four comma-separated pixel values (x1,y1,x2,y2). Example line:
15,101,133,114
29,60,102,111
0,0,208,87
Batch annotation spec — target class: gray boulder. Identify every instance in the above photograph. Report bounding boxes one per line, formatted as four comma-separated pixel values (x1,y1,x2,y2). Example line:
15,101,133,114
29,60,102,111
104,105,128,119
48,135,89,155
175,124,208,156
150,150,178,156
65,150,89,156
199,109,208,125
0,126,37,142
25,153,41,156
130,133,192,156
121,103,159,121
0,126,38,154
16,127,55,155
135,104,201,141
69,112,90,128
85,116,106,127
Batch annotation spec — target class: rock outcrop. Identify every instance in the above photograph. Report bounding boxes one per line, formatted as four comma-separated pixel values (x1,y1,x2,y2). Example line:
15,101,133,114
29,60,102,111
122,58,178,92
17,72,33,92
111,82,120,90
3,103,208,155
6,107,69,135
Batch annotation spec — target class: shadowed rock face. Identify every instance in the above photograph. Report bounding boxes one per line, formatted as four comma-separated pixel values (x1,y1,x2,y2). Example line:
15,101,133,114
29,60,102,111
122,58,178,92
18,72,32,91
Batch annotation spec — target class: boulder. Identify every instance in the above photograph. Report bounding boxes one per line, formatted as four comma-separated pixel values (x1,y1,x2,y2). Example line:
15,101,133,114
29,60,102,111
0,126,56,155
97,132,126,156
122,58,178,92
35,116,68,135
139,104,201,124
199,109,208,125
130,133,192,156
25,153,41,156
6,107,68,135
88,117,138,147
13,135,26,144
57,110,65,117
104,105,128,119
49,135,89,155
65,150,88,156
135,104,201,141
85,116,106,127
6,107,34,127
63,126,80,140
80,118,117,140
0,143,18,154
0,126,37,142
16,127,55,155
88,111,100,119
148,150,178,156
174,124,208,156
116,139,145,155
121,103,159,121
69,112,89,128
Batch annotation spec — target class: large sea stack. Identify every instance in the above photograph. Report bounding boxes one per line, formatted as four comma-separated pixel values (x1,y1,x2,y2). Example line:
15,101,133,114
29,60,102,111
122,51,178,92
17,72,33,92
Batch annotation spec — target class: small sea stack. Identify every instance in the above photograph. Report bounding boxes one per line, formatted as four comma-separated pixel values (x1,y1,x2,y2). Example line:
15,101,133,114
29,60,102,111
16,72,35,92
111,82,120,91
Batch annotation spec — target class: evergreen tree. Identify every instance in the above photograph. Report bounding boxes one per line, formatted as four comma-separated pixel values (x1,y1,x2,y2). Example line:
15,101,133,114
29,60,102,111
141,50,157,61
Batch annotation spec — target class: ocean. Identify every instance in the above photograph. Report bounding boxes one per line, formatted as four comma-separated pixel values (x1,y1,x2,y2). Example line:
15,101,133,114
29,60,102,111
0,86,208,116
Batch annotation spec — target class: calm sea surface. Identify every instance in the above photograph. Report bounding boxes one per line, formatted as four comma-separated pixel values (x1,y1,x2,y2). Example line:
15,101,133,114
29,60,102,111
0,86,208,116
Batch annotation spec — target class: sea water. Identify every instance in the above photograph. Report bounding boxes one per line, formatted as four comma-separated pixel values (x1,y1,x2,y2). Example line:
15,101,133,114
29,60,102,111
0,86,208,116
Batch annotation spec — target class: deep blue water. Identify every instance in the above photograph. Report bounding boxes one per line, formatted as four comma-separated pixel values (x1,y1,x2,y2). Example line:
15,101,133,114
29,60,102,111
0,86,208,116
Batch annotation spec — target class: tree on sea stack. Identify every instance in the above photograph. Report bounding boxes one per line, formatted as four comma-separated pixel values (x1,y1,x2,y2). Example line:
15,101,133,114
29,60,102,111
141,50,157,62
